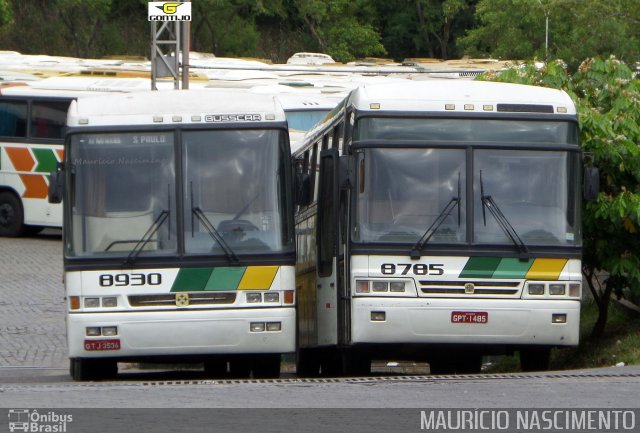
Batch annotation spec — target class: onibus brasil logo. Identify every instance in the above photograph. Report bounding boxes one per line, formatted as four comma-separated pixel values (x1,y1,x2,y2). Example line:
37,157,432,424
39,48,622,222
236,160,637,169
8,409,73,433
148,2,192,21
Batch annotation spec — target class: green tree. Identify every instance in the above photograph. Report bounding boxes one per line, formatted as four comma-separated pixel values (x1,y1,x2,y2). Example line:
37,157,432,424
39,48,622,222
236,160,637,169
480,58,640,337
292,0,386,62
460,0,640,68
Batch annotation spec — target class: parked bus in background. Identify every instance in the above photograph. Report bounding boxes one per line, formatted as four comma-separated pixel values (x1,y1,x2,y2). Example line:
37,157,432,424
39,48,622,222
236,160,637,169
49,90,296,380
293,80,597,376
0,77,155,236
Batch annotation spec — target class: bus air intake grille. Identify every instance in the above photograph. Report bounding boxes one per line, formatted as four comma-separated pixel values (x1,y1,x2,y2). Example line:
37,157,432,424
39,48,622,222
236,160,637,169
128,293,236,307
419,281,520,296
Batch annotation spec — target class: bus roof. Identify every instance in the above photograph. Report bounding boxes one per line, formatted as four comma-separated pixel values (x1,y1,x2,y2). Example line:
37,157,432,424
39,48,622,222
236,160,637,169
348,80,576,115
67,89,287,127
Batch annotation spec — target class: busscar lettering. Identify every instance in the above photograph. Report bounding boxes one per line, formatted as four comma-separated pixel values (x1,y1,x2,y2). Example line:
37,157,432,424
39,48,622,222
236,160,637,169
204,114,262,122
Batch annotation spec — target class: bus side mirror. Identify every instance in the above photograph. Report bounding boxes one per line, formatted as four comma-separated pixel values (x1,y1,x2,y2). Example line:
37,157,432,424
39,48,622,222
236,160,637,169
295,172,312,206
583,167,599,201
48,163,65,204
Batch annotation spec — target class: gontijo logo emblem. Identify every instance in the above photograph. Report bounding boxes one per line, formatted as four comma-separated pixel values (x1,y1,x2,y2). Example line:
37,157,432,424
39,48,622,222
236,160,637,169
148,2,192,21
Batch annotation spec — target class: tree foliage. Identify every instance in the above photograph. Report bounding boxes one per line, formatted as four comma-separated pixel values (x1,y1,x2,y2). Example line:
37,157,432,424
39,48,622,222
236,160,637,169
481,58,640,337
460,0,640,68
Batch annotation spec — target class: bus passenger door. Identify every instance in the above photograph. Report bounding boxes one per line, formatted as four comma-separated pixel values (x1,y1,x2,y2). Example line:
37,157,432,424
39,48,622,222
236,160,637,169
316,149,339,346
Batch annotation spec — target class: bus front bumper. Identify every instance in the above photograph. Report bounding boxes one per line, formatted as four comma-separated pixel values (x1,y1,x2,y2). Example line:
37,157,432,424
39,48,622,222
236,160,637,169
351,298,579,346
67,307,295,358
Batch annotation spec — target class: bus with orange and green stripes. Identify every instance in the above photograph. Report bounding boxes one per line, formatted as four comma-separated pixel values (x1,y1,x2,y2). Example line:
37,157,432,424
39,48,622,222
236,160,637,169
49,89,295,381
293,80,594,376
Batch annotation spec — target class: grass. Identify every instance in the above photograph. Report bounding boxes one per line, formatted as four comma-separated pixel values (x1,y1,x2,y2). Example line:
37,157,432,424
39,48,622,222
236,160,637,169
484,300,640,373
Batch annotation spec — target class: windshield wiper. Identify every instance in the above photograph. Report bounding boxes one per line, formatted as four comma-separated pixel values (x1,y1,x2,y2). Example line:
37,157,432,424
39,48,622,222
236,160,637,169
124,210,169,265
410,172,461,259
480,170,529,255
192,207,240,264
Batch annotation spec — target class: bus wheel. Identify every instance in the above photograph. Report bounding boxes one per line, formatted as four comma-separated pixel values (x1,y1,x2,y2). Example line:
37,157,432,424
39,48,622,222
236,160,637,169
342,352,371,377
228,356,251,379
70,358,118,381
520,347,551,372
203,358,228,378
0,192,25,237
429,354,482,375
252,354,281,379
296,348,320,377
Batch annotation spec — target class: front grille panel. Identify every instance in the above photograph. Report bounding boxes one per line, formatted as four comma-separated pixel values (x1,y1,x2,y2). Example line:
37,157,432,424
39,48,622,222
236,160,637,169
418,280,521,297
128,292,237,307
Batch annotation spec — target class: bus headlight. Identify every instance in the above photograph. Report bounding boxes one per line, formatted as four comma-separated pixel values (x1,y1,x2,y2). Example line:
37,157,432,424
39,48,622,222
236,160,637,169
246,293,262,303
263,292,279,303
372,281,389,292
528,284,545,295
84,298,100,308
102,297,118,307
549,284,566,296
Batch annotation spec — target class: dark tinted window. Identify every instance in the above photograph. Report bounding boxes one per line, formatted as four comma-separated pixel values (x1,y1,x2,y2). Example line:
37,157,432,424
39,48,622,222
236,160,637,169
0,101,27,137
31,100,71,139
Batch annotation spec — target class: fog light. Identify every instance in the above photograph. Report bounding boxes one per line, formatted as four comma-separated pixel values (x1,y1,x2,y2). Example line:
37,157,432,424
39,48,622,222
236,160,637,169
250,322,266,332
371,311,386,321
549,284,566,295
355,280,369,293
264,292,279,303
266,322,281,331
84,298,100,308
246,293,262,303
372,281,389,292
102,326,118,336
389,282,405,292
102,297,118,307
86,327,101,337
528,284,545,295
552,313,567,324
569,283,581,298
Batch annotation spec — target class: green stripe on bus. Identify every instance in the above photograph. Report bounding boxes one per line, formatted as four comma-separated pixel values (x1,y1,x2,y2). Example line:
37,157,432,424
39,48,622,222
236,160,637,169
171,268,213,292
205,267,246,291
32,148,58,173
459,257,502,278
492,257,534,278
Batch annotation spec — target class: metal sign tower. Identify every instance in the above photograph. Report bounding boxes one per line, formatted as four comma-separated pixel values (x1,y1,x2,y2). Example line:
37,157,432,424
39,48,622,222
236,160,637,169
149,1,191,90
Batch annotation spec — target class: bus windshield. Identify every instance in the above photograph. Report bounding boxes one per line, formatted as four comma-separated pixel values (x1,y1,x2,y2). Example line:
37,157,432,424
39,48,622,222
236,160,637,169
353,147,581,248
354,148,467,244
67,129,294,259
67,132,177,257
183,129,293,255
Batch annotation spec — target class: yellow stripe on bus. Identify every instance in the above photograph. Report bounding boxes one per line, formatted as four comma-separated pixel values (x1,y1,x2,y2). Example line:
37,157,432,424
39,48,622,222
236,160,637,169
237,266,279,290
525,258,568,280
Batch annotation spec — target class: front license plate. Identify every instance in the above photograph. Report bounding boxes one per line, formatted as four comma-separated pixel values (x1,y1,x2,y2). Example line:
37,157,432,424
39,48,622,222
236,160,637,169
84,339,121,351
451,311,488,324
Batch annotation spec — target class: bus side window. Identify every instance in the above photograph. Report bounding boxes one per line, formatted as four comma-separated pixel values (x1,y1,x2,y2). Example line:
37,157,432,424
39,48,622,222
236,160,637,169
310,141,318,202
322,134,329,151
31,100,71,139
0,100,27,138
333,123,344,153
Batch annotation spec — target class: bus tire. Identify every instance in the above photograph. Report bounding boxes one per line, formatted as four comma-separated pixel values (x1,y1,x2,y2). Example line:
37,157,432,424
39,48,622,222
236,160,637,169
342,351,371,377
70,358,118,381
252,354,281,379
0,192,25,237
296,348,321,377
203,358,228,378
228,356,251,379
520,347,551,372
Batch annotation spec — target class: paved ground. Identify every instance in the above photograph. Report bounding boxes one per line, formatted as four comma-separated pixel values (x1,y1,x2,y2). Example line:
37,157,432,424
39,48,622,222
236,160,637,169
0,230,67,368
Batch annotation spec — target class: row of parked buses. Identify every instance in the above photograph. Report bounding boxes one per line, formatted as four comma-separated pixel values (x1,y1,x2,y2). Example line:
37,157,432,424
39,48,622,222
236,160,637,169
1,67,596,380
